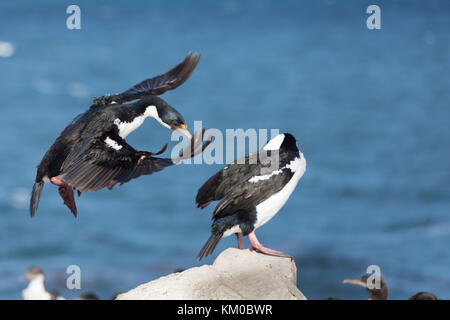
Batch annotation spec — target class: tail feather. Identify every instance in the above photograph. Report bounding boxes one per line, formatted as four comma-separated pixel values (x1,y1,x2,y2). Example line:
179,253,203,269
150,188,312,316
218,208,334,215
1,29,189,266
30,182,44,218
198,233,223,260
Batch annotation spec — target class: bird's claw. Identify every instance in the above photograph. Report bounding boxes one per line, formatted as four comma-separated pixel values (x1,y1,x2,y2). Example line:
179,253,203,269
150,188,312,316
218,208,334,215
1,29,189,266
250,246,292,259
175,127,212,162
150,143,168,156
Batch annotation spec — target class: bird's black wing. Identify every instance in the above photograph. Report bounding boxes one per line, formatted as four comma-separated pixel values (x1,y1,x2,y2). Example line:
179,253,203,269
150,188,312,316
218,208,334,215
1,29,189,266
57,135,171,193
57,129,210,193
212,169,294,219
195,153,260,208
196,150,295,219
93,52,200,106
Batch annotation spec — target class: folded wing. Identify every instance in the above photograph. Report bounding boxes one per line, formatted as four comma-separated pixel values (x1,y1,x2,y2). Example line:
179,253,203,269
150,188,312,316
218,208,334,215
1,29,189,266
195,153,259,209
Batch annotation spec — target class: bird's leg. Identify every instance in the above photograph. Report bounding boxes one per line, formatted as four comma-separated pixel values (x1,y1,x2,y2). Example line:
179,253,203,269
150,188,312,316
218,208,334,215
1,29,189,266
236,233,244,249
248,231,292,258
50,177,77,217
150,143,168,156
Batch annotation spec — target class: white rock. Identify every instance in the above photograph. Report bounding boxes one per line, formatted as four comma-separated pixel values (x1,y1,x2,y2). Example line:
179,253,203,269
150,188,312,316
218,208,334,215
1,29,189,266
117,248,306,300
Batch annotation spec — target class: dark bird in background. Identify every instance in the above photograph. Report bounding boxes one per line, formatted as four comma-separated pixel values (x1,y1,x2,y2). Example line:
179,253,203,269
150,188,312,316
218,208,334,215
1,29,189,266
343,274,438,300
30,52,210,217
343,274,389,300
76,292,100,300
408,292,438,300
196,133,306,259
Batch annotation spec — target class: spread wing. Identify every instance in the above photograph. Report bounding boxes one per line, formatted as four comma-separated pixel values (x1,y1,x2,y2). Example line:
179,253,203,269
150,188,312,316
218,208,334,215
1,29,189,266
58,129,210,193
93,52,200,106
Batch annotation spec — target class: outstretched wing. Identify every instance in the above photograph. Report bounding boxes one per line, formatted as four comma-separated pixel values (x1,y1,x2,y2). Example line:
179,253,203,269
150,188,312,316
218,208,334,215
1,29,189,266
93,52,200,106
121,51,200,98
58,129,210,193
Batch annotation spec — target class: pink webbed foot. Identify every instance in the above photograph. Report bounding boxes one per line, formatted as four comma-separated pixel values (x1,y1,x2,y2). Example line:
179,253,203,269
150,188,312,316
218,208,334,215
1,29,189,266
248,231,292,259
50,177,78,217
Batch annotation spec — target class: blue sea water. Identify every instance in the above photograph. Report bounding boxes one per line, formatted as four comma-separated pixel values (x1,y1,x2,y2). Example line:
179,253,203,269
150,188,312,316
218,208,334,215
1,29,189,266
0,0,449,300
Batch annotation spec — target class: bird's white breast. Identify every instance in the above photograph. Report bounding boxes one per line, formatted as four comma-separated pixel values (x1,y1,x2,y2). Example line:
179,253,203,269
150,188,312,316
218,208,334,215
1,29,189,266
114,116,146,139
22,276,52,300
254,153,306,229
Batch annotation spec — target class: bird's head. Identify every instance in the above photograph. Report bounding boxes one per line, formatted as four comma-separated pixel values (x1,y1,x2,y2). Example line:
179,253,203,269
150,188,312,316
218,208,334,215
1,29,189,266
409,292,438,300
141,96,192,139
21,266,44,282
343,274,389,300
263,133,300,153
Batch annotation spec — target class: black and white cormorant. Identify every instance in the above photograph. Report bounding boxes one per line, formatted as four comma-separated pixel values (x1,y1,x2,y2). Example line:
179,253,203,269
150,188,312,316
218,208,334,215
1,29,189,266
196,133,306,259
343,274,438,300
30,52,210,217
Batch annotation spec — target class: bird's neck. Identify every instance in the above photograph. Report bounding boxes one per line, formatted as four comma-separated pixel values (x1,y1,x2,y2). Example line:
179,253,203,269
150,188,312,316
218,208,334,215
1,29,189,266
142,105,171,130
28,275,45,290
115,105,168,139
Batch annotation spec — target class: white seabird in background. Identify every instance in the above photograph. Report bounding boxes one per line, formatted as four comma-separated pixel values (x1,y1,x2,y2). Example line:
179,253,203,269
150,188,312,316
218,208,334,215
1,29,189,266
21,266,64,300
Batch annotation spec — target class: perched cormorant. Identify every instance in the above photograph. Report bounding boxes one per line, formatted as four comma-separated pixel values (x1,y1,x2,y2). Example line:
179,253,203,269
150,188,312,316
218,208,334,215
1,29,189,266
343,274,438,300
30,52,210,217
196,133,306,259
21,266,64,300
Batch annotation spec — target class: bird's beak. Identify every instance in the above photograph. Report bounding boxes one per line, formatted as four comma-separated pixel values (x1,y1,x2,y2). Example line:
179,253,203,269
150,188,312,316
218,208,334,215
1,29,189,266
176,126,192,139
342,279,367,289
21,274,28,282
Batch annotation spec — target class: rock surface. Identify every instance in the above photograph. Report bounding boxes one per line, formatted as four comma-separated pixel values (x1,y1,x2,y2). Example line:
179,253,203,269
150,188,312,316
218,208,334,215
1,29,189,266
116,248,306,300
